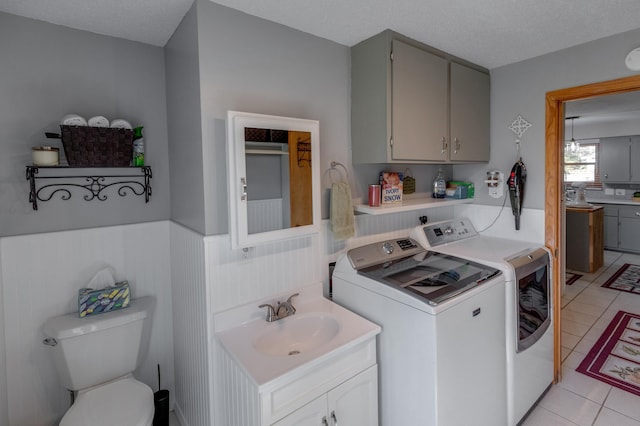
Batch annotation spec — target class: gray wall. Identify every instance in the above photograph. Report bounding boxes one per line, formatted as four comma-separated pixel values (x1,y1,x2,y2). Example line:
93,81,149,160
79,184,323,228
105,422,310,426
0,248,5,426
165,3,206,235
454,27,640,209
0,12,170,237
194,0,351,235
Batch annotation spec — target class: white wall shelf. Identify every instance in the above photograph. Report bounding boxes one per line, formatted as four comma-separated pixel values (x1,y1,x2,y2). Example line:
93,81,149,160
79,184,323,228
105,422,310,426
354,196,473,215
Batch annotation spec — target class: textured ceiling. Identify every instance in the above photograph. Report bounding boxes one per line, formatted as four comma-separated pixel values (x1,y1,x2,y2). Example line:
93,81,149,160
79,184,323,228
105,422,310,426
2,0,640,69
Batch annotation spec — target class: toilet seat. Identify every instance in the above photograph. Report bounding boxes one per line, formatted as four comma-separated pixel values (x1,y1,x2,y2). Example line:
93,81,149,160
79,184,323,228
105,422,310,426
60,377,154,426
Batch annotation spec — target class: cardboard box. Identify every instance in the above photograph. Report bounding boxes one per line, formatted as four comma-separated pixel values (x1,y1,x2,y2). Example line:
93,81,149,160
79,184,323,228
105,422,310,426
380,172,403,204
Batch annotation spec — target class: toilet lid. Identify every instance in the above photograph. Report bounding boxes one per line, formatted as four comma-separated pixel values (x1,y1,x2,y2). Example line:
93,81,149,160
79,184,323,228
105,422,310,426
60,377,154,426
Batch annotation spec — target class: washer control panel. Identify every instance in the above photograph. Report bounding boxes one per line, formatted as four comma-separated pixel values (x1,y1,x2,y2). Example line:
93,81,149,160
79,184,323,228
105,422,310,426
410,218,478,248
347,238,423,270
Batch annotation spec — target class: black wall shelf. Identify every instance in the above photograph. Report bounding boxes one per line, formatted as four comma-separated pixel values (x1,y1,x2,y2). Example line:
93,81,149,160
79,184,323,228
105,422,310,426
26,166,152,210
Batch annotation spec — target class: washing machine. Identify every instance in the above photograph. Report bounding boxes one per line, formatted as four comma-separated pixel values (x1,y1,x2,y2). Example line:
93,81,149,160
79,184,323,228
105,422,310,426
409,218,554,425
332,236,508,426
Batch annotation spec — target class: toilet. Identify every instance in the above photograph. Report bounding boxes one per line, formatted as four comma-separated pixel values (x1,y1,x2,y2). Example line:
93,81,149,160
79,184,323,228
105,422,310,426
43,296,156,426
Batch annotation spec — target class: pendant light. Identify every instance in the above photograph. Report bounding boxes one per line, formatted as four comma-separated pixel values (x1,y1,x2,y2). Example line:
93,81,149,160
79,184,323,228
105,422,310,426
567,116,580,153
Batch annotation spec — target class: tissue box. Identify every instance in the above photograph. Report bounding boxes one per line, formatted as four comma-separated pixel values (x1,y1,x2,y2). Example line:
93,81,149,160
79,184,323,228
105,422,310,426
78,281,130,318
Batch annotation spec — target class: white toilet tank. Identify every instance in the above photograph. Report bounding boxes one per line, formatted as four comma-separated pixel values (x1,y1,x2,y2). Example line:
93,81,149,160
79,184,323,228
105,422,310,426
43,296,155,391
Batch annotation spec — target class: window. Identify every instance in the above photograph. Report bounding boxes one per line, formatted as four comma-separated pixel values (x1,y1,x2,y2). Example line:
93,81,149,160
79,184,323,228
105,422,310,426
564,141,601,188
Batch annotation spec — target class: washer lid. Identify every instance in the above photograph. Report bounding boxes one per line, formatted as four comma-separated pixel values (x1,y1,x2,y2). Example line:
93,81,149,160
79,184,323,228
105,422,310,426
355,247,501,307
60,377,153,426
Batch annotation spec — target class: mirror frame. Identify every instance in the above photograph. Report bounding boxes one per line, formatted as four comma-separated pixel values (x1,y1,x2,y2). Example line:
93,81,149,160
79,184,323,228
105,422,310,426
226,111,321,249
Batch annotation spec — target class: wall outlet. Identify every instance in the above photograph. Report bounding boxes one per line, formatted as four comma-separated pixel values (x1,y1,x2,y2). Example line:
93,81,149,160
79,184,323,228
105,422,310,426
605,188,615,195
615,188,626,196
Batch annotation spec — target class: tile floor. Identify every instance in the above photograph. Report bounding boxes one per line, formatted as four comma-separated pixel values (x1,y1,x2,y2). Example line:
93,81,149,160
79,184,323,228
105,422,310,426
522,250,640,426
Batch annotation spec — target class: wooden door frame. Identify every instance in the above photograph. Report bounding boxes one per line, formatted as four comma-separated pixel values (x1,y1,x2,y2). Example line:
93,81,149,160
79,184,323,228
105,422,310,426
545,74,640,382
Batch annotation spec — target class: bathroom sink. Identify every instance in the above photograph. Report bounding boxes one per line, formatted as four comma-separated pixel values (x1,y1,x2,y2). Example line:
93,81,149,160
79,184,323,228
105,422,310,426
214,284,381,386
252,314,340,356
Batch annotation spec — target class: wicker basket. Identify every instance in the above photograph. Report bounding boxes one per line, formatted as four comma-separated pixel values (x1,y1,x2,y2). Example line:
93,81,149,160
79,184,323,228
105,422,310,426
60,125,134,166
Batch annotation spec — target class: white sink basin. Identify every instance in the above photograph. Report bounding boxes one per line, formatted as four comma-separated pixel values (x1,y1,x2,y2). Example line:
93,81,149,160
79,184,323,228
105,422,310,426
252,314,340,356
214,284,381,386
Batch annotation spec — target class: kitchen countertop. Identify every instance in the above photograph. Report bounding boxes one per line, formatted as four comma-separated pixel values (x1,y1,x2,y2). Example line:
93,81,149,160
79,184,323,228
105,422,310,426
587,198,640,206
567,205,603,212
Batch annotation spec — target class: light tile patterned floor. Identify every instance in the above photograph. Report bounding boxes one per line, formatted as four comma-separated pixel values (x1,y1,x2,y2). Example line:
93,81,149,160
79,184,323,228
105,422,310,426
522,250,640,426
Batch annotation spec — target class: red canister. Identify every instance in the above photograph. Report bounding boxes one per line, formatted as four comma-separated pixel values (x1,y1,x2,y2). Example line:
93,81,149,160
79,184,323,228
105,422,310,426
368,184,381,207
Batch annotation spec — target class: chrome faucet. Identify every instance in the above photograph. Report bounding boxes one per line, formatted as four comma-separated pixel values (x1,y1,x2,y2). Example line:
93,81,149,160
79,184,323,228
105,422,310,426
258,293,299,322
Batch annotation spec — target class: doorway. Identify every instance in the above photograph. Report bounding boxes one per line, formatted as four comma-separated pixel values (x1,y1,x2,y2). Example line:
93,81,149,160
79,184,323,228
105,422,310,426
545,74,640,382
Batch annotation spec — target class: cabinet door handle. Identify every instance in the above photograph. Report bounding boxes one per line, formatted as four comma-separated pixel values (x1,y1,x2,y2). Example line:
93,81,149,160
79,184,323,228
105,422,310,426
441,137,448,155
331,411,338,426
240,177,247,201
635,212,640,217
322,416,329,426
453,137,460,154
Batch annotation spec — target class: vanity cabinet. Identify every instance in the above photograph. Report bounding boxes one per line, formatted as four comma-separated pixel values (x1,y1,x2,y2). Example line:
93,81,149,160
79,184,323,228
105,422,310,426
216,334,379,426
351,30,490,164
273,366,378,426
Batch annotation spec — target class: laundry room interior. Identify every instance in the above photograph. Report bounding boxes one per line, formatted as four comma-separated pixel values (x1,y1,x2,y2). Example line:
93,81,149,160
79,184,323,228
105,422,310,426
2,1,640,425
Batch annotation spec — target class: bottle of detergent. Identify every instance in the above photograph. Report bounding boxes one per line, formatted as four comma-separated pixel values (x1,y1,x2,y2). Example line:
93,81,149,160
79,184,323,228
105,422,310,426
132,126,144,167
432,168,446,198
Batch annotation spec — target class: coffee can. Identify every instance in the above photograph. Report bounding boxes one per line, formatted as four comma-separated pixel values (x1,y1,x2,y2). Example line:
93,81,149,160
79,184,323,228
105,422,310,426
368,184,381,207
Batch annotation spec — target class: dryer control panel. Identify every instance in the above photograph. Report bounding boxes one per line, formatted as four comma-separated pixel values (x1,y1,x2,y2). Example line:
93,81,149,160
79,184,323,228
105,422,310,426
410,218,478,248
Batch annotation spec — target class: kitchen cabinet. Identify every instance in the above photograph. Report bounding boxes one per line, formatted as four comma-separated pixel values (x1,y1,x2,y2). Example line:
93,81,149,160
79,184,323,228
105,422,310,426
566,206,604,272
273,366,378,426
602,205,619,249
629,136,640,181
619,205,640,252
351,30,490,164
599,137,636,183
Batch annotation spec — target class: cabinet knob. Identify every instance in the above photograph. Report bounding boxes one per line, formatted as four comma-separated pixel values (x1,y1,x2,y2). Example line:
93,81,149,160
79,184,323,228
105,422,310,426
635,212,640,217
322,416,329,426
331,411,338,425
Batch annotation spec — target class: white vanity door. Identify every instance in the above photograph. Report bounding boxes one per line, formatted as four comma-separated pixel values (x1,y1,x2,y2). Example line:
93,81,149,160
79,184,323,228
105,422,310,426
272,366,379,426
327,365,378,426
272,395,326,426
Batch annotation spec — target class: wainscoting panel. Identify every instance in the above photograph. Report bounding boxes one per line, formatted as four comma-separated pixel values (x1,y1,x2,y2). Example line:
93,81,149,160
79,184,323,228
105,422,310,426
0,222,173,426
248,198,284,234
170,223,210,426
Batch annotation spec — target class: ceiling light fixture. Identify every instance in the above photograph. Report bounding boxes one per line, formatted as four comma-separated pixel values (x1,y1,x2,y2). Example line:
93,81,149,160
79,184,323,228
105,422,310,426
626,47,640,71
566,116,580,153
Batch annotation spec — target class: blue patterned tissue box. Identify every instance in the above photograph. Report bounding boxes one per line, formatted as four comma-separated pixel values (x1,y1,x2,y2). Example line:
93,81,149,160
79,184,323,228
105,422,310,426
78,281,130,318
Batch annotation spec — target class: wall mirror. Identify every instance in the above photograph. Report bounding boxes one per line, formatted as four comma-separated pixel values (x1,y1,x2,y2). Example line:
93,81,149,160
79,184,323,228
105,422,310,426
226,111,321,249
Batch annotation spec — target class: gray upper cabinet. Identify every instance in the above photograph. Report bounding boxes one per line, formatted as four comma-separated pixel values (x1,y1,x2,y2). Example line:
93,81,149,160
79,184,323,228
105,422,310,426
351,30,490,164
391,39,448,161
629,136,640,182
599,136,640,183
450,62,490,162
600,136,631,182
